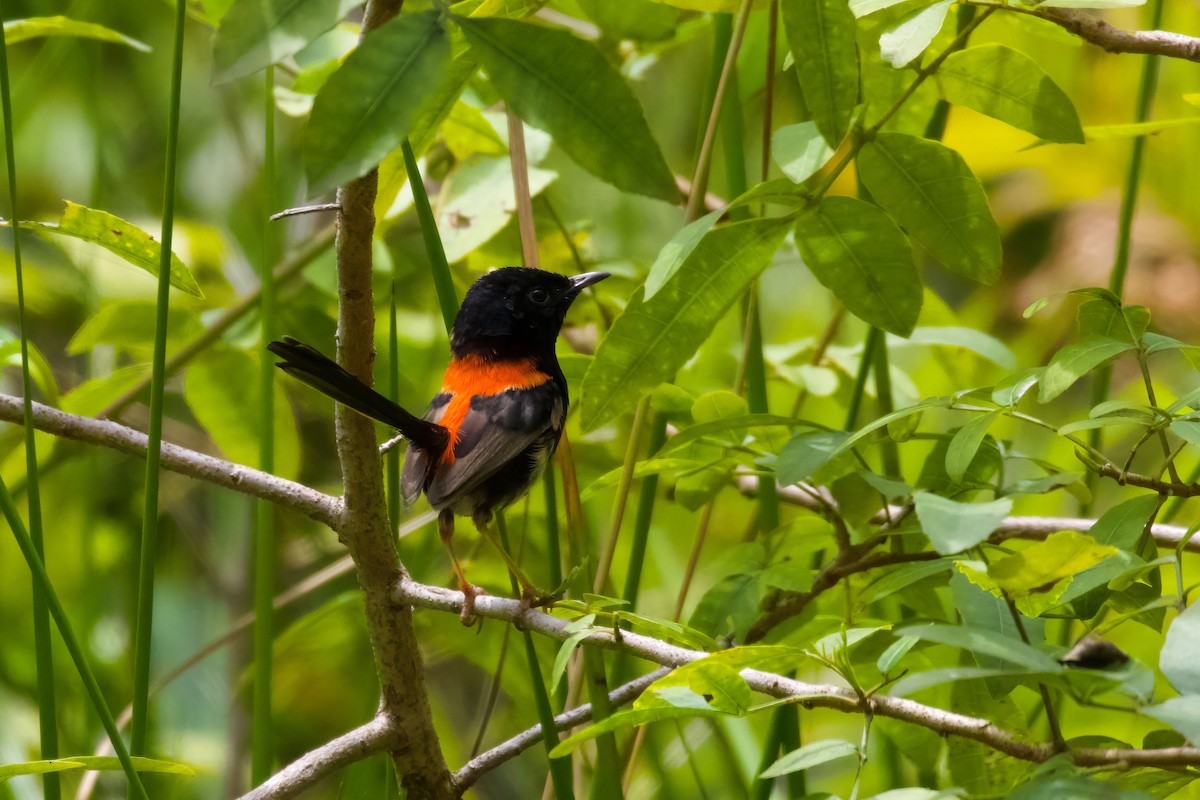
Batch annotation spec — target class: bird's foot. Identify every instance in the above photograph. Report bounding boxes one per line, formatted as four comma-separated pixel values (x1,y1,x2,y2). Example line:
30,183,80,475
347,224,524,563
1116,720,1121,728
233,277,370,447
517,583,561,614
460,583,487,627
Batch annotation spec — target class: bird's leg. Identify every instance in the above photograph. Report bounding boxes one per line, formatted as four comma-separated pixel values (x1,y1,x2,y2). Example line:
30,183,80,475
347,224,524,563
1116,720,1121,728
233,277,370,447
471,510,556,610
440,509,483,625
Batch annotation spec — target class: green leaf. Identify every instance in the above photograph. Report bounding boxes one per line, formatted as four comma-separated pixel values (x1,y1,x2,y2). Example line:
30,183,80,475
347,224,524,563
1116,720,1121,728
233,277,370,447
644,210,722,300
457,15,678,202
660,413,811,454
0,755,195,781
67,303,202,356
1141,696,1200,745
900,327,1017,370
551,615,595,693
1008,777,1155,800
1037,0,1145,7
304,11,449,195
858,132,1002,283
913,492,1012,555
772,121,837,184
879,0,951,68
837,397,951,454
27,201,201,297
549,704,725,757
858,559,953,606
1159,601,1200,696
990,531,1118,597
782,0,860,146
1082,117,1200,142
794,196,922,336
185,349,302,481
213,0,361,83
951,572,1045,693
760,739,860,779
937,45,1084,143
581,217,791,430
945,411,1001,484
1090,495,1159,552
1038,338,1135,403
436,155,557,262
890,665,1051,696
777,430,850,485
576,0,680,41
896,624,1062,672
4,16,150,50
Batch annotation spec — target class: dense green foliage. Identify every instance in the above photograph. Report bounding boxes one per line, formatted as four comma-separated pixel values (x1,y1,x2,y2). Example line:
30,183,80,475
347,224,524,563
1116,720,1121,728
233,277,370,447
2,1,1200,799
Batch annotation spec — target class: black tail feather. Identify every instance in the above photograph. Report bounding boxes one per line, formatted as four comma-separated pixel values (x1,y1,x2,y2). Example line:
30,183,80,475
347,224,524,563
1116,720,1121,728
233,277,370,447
268,337,448,454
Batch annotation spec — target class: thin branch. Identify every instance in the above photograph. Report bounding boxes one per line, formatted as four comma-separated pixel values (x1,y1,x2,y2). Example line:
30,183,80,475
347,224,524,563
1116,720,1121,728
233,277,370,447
0,394,341,527
269,203,340,221
395,578,1200,770
238,715,401,800
978,3,1200,64
455,667,670,791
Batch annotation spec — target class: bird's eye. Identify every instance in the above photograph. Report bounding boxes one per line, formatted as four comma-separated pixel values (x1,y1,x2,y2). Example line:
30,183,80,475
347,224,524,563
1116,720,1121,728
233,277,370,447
528,287,551,305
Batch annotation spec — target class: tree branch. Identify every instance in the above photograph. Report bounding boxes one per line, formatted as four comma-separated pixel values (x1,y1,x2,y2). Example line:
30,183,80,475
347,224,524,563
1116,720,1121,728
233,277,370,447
395,578,1200,770
992,4,1200,64
0,394,340,528
237,716,400,800
454,667,671,791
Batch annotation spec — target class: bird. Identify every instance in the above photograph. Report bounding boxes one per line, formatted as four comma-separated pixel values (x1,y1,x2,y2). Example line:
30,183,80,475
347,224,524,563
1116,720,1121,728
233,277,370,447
268,267,609,621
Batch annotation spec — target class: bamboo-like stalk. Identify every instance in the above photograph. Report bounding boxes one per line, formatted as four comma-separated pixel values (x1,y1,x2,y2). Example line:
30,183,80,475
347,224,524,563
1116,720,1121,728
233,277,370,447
0,477,149,799
130,0,187,762
251,63,278,786
0,8,58,798
401,139,459,330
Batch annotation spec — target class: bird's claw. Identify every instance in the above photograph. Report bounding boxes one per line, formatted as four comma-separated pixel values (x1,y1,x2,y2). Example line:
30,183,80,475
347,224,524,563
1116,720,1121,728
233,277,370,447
460,583,487,627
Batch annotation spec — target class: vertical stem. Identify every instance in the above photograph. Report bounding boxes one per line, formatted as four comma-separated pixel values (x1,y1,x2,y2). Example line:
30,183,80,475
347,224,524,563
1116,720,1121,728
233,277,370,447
844,327,878,430
131,0,187,759
1088,0,1165,502
620,414,668,608
508,110,541,269
871,328,900,477
0,5,57,796
544,468,563,590
251,63,277,786
401,139,458,332
387,282,402,538
594,396,650,594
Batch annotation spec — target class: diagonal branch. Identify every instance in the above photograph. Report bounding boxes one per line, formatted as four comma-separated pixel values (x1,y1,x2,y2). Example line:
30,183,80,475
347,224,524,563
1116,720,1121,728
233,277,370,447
396,578,1200,771
0,394,341,527
1027,6,1200,64
237,715,400,800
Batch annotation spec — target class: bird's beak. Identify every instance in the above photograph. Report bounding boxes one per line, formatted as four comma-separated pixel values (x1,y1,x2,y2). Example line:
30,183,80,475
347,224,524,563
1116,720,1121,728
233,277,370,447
568,271,610,292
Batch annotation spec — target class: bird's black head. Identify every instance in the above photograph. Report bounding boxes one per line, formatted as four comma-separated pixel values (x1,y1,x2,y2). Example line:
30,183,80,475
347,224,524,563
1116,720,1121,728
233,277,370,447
451,267,609,361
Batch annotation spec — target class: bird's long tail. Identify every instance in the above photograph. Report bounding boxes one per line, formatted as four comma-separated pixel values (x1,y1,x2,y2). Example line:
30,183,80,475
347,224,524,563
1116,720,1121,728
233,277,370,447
268,337,449,454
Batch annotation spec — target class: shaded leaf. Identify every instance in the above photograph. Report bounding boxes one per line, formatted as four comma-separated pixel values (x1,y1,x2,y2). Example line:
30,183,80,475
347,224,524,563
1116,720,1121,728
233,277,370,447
27,202,201,297
0,756,194,781
1141,696,1200,746
858,132,1002,283
1038,338,1134,403
581,218,790,430
937,45,1084,143
898,326,1017,370
794,196,922,336
761,739,859,779
777,430,850,485
213,0,362,83
945,410,1001,484
914,492,1012,555
1159,601,1200,696
304,11,449,195
782,0,860,145
457,15,678,202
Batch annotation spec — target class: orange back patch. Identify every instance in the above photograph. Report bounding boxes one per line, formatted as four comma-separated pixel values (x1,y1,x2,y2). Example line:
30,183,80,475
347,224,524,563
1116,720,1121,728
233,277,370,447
436,356,551,464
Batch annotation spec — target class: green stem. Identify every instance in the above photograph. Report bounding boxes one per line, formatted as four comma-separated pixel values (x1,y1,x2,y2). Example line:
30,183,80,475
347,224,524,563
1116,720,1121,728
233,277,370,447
845,328,879,430
544,467,563,590
402,138,458,332
0,5,57,796
871,328,900,478
621,414,667,608
0,477,149,799
750,703,788,800
131,0,187,760
387,282,402,539
497,514,574,799
594,397,650,594
251,63,277,786
1088,0,1166,504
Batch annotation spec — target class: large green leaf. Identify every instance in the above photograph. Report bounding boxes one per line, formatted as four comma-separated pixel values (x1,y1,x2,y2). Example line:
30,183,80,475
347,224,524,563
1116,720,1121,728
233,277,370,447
213,0,362,83
456,15,678,202
26,202,201,297
436,154,557,262
794,195,922,336
937,45,1084,143
185,348,301,480
1089,495,1159,552
858,132,1002,283
576,0,680,41
989,531,1118,597
304,11,449,195
913,491,1012,555
4,16,149,50
580,217,790,430
896,624,1062,672
1038,338,1135,402
781,0,860,146
644,210,722,300
776,430,850,485
1159,601,1200,696
1141,696,1200,745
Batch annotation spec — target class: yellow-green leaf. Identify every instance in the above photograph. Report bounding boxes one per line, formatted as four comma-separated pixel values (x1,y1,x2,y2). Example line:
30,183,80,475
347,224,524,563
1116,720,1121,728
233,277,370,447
4,16,149,50
989,531,1118,597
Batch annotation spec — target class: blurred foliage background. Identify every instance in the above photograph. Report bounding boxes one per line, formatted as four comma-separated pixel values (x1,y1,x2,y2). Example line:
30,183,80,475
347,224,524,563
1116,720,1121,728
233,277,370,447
1,0,1199,798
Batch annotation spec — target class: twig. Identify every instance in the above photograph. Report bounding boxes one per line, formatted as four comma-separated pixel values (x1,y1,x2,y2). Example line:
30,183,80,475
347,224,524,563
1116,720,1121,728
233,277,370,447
0,394,341,527
395,577,1200,770
269,203,340,221
454,667,670,791
238,716,401,800
976,3,1200,64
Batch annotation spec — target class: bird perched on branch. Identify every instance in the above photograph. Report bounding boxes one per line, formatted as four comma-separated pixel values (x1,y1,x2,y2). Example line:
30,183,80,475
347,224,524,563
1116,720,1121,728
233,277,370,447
269,267,609,622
